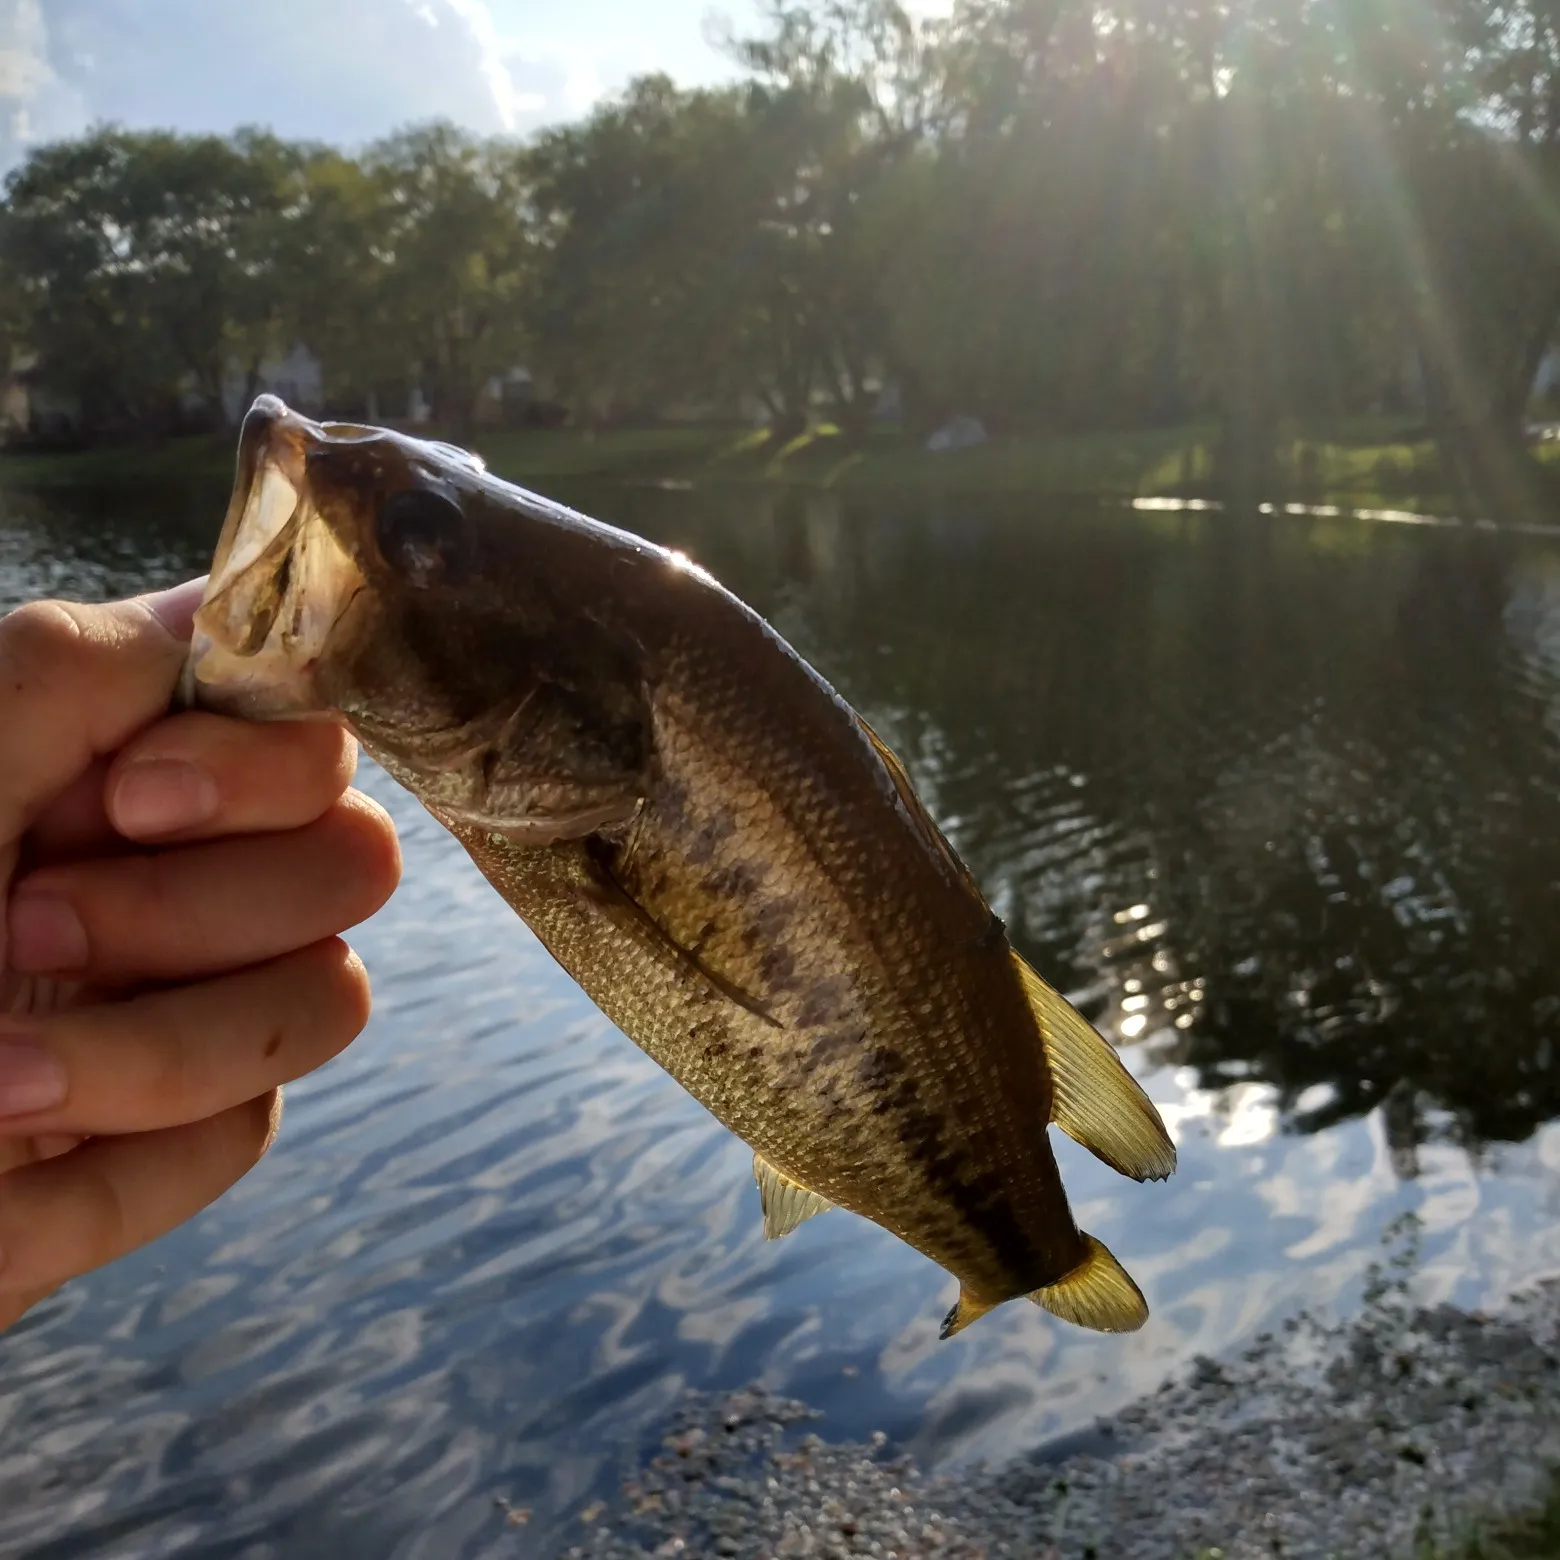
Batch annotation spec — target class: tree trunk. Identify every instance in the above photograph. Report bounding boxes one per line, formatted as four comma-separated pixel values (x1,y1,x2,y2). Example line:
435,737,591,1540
241,353,264,420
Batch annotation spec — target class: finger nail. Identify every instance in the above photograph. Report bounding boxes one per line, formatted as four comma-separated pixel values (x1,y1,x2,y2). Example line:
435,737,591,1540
6,892,89,974
0,1040,68,1117
112,759,220,838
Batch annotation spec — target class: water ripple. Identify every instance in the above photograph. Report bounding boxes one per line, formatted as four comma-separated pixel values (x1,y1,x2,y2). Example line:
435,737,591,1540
2,482,1559,1555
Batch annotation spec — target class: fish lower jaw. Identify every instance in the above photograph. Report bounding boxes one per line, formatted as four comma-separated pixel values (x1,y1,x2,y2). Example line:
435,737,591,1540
183,632,328,720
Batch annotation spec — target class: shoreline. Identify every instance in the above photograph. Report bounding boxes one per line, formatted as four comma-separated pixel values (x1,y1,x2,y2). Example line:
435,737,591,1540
557,1275,1560,1560
0,422,1481,517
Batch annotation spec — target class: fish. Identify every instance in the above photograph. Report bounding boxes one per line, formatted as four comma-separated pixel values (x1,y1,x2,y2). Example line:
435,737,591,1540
183,395,1177,1338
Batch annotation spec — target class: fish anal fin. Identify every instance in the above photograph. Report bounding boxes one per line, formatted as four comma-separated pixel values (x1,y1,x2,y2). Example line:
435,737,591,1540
1013,952,1177,1183
754,1153,833,1240
1030,1234,1149,1333
938,1286,997,1340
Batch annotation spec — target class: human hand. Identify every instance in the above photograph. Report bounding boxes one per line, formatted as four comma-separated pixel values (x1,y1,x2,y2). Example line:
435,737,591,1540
0,580,401,1330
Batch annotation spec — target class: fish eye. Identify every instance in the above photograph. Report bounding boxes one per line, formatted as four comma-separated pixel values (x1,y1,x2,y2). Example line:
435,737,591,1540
375,488,470,588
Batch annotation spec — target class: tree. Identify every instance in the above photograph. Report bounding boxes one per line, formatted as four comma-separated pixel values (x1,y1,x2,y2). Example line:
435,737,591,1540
366,123,535,440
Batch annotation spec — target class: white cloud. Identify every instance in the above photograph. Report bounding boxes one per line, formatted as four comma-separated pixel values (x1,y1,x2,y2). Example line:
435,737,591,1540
0,0,89,173
0,0,568,173
0,0,766,173
436,0,545,125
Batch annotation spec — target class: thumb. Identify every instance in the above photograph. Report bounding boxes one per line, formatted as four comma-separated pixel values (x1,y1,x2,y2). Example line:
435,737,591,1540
0,580,207,970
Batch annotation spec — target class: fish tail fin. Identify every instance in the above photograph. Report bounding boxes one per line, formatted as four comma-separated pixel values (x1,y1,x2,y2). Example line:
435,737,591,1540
1028,1234,1149,1333
938,1286,997,1340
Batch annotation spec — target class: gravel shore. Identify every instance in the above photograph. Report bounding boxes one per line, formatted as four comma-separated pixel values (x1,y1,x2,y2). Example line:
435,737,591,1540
558,1272,1560,1560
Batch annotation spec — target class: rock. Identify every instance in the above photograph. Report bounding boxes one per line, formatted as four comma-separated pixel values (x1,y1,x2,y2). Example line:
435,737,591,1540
545,1279,1560,1558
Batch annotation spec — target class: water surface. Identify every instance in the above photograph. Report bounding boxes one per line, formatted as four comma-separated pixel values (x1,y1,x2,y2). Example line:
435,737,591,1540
3,474,1560,1558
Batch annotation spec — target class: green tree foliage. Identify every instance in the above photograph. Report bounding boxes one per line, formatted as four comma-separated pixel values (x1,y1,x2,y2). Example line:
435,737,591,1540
364,123,534,438
4,0,1560,509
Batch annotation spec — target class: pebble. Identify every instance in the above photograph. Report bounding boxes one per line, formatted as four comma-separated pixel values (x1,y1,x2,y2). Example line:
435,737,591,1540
554,1280,1560,1559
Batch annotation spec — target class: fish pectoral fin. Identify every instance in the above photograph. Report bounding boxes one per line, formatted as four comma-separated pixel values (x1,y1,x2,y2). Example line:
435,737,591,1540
438,796,641,847
938,1286,997,1340
753,1153,833,1240
577,848,780,1027
1029,1233,1149,1333
1013,952,1177,1183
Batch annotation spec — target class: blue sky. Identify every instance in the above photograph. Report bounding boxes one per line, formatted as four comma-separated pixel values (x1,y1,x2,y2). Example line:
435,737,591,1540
0,0,772,172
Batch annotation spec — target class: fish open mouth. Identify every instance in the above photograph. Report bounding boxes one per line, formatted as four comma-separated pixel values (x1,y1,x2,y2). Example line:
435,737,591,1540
180,395,365,720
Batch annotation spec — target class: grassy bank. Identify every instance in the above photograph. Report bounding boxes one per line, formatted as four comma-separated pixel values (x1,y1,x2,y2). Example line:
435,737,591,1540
1,417,1547,515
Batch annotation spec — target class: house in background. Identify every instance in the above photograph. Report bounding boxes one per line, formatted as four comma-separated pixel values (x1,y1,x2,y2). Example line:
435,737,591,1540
220,344,325,424
1,352,82,444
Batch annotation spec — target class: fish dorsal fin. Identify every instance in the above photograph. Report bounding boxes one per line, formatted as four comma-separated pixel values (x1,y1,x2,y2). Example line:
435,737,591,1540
1013,952,1177,1183
938,1286,997,1340
856,716,987,908
1029,1233,1149,1333
753,1153,833,1240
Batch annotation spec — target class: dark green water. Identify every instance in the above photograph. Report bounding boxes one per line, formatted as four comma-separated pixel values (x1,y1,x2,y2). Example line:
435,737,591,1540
2,476,1559,1558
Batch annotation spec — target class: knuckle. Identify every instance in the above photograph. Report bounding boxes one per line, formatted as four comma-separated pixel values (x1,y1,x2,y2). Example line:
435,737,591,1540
309,940,374,1051
226,1090,283,1169
334,947,374,1041
263,943,371,1076
74,1161,128,1266
289,721,358,795
0,600,86,698
322,793,404,910
123,852,215,970
254,1088,284,1158
122,991,201,1117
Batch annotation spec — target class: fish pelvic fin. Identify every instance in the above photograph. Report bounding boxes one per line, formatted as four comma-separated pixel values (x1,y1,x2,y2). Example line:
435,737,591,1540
938,1286,997,1341
1029,1234,1149,1333
754,1153,833,1240
1013,952,1177,1183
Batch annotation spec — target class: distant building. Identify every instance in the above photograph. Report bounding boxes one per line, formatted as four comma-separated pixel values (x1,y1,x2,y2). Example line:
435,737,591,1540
1534,347,1560,404
475,365,535,424
0,352,80,443
221,344,325,423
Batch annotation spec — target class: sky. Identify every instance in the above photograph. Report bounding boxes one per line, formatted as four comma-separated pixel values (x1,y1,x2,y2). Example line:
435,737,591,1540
0,0,774,174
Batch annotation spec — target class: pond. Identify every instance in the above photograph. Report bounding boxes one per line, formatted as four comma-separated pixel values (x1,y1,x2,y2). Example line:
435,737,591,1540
3,472,1560,1558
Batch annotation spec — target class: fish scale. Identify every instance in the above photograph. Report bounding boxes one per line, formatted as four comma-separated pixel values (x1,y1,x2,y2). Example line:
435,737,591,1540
184,395,1178,1339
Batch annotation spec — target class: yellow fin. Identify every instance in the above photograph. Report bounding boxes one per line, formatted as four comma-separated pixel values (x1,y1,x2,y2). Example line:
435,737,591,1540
1030,1234,1149,1333
938,1286,997,1340
857,716,988,907
753,1153,833,1240
1013,952,1176,1182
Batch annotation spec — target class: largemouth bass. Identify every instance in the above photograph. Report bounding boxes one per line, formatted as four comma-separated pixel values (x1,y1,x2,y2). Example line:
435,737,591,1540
184,396,1176,1338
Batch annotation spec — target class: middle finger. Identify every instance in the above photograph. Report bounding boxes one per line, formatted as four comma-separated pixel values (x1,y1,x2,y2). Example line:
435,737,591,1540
6,791,401,981
0,938,369,1136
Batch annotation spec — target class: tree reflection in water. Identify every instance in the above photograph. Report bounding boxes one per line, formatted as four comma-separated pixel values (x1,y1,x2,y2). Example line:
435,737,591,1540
629,484,1560,1172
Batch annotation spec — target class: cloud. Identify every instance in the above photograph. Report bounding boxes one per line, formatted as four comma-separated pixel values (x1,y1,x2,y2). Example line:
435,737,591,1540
0,0,567,173
437,0,545,125
0,0,89,173
0,0,766,174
